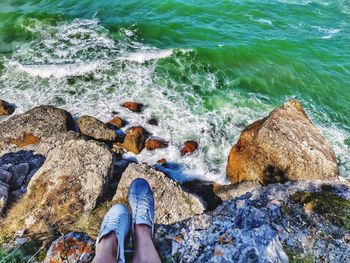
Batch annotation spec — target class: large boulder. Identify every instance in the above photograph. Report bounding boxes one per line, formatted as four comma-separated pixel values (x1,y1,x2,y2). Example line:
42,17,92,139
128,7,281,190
77,115,117,141
226,100,338,185
0,106,74,153
3,139,114,236
113,163,205,224
45,232,95,263
0,99,15,116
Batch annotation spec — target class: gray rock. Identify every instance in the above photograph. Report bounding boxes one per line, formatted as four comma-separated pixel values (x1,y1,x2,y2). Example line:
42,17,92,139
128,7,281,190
4,139,114,234
11,187,27,200
113,163,205,224
77,115,117,141
0,169,12,183
155,180,350,263
9,163,29,190
0,181,9,213
0,106,74,153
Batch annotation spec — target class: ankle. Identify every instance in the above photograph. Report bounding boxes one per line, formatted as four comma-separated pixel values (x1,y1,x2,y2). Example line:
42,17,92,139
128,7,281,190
96,232,118,258
135,224,152,239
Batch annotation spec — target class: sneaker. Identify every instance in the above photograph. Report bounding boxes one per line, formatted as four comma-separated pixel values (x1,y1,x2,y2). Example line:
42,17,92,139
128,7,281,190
128,178,155,235
96,204,130,262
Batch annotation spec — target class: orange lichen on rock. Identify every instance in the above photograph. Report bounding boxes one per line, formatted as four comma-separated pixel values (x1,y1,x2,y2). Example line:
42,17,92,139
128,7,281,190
9,133,41,147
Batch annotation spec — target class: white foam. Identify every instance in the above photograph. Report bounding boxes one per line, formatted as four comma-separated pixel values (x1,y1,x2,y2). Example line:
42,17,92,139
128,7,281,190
9,60,109,78
123,49,173,63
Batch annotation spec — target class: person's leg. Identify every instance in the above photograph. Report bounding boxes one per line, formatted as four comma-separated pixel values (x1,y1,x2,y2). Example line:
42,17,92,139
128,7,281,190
92,232,118,263
128,178,161,263
132,224,161,263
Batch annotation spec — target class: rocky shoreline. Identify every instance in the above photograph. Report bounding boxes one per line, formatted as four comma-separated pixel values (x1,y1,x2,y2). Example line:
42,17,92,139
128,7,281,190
0,98,348,262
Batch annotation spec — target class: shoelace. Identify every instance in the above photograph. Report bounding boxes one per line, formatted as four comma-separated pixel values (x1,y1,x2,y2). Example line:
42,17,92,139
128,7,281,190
132,194,153,224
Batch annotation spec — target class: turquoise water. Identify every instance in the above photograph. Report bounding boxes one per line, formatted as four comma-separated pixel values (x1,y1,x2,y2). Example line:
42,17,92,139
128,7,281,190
0,0,349,181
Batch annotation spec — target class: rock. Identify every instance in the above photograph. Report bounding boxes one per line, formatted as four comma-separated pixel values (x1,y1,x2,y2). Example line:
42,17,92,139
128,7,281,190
10,187,27,200
9,134,40,147
226,99,339,185
4,139,114,235
147,118,158,126
77,115,117,141
155,180,350,262
180,140,199,156
107,116,126,129
157,158,167,164
0,169,12,183
9,163,29,190
45,232,95,263
113,163,205,224
0,99,15,116
0,106,74,153
122,101,144,113
145,138,169,151
117,126,148,154
0,182,9,213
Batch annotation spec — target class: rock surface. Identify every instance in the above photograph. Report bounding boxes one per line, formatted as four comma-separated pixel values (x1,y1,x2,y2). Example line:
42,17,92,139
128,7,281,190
0,100,15,116
77,115,117,141
226,100,338,185
45,232,95,263
122,101,144,113
0,106,74,153
155,180,350,263
4,139,114,235
181,141,199,156
113,163,205,224
145,138,169,151
117,126,148,154
107,116,126,129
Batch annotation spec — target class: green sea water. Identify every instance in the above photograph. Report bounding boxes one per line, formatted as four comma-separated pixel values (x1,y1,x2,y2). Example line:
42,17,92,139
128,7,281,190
0,0,349,181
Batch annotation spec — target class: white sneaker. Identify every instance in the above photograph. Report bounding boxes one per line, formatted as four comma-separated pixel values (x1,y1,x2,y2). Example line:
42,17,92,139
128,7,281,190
96,204,130,263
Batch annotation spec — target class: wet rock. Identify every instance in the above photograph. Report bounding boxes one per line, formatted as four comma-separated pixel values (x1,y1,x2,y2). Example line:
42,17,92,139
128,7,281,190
117,126,148,154
4,139,114,235
0,182,9,213
113,163,205,224
107,116,126,129
226,99,338,185
147,118,158,126
45,232,95,263
0,99,15,116
122,101,144,113
0,106,74,153
77,115,117,141
9,133,40,148
0,169,12,184
145,138,169,151
9,163,29,190
180,140,199,156
157,158,167,164
155,180,350,262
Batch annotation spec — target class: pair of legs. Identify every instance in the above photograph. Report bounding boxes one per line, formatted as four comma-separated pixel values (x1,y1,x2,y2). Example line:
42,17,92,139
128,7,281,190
92,178,161,263
93,225,160,263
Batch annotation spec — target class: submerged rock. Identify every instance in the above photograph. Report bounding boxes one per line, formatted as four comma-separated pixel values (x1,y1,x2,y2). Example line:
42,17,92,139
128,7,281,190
0,106,74,153
155,180,350,263
122,101,144,113
0,99,15,116
147,118,158,126
181,140,199,156
117,126,148,154
45,232,95,263
226,99,338,185
113,163,205,224
77,115,117,141
145,138,169,151
3,139,114,236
